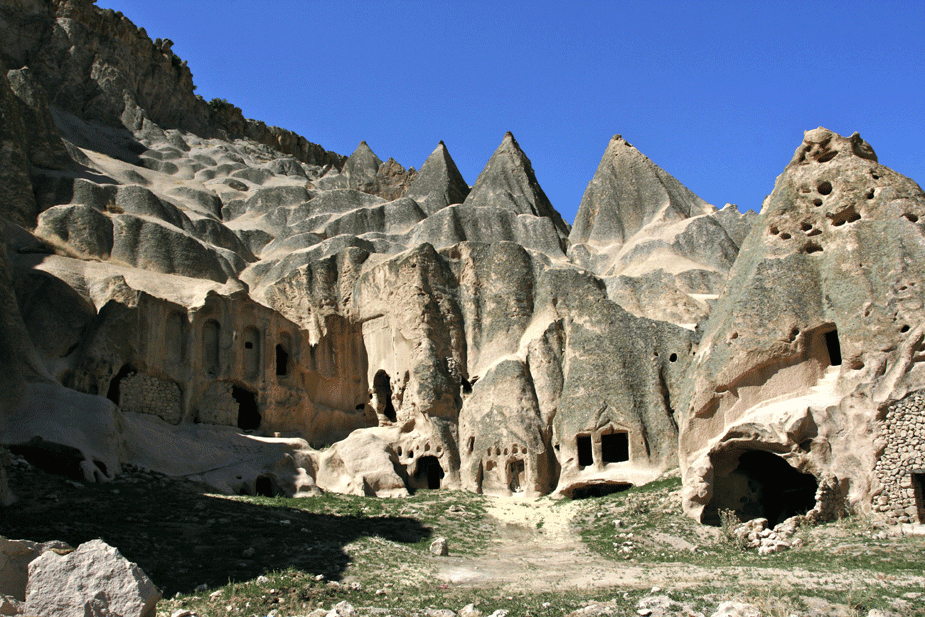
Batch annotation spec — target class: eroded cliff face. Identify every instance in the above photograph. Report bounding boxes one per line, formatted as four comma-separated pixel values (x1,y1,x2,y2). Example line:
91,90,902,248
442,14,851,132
3,0,925,526
679,128,925,525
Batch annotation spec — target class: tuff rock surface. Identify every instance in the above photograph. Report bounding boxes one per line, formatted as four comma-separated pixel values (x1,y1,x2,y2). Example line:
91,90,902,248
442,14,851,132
1,0,924,533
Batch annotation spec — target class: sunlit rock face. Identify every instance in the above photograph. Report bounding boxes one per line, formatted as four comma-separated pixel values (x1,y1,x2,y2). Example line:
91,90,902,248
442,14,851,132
679,128,925,525
3,1,925,522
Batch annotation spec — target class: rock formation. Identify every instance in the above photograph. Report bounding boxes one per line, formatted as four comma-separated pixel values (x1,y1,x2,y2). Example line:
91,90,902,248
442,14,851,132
2,0,924,530
679,128,925,525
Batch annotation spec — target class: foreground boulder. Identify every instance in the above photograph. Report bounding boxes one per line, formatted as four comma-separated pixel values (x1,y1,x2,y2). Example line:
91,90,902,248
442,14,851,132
25,539,160,617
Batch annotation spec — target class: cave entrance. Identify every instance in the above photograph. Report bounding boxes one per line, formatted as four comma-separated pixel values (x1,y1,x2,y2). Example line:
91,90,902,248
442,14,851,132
576,435,593,468
414,455,444,490
912,472,925,523
601,432,629,463
509,460,525,493
233,386,260,431
9,439,93,482
824,328,842,366
255,475,280,497
373,370,396,422
568,483,633,499
706,450,818,526
106,364,136,406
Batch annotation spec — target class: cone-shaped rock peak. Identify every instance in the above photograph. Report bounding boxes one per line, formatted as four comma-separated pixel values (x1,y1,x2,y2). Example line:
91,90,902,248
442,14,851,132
463,132,570,237
570,135,715,249
342,141,383,181
405,141,470,216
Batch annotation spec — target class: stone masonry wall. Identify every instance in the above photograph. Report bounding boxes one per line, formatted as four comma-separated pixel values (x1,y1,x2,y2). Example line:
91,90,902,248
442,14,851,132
120,372,182,425
873,391,925,523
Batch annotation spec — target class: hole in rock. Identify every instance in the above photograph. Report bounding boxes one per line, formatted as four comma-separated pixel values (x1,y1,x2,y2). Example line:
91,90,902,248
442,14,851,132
233,386,260,431
509,460,525,493
904,213,919,223
413,456,444,490
275,344,289,376
669,353,678,363
355,404,365,410
705,450,818,526
567,483,633,499
866,189,875,199
805,243,823,254
467,437,474,454
255,475,279,497
824,329,842,366
813,198,823,207
817,150,837,163
601,432,629,463
780,232,792,240
901,325,911,333
107,364,136,405
818,181,833,195
9,439,86,481
373,370,396,422
912,472,925,523
769,226,779,235
461,376,472,394
800,222,814,232
576,435,593,468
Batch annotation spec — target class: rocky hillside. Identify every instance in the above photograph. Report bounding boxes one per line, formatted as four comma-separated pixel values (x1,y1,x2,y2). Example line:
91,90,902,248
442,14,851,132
2,0,925,533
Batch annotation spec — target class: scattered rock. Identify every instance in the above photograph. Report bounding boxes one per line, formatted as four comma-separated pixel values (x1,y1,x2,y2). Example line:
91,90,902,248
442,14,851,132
430,537,449,556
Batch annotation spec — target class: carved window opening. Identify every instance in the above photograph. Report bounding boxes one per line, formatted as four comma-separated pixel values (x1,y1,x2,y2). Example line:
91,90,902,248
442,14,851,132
601,432,629,464
233,386,260,431
203,320,220,375
243,326,260,379
824,329,842,366
576,435,593,468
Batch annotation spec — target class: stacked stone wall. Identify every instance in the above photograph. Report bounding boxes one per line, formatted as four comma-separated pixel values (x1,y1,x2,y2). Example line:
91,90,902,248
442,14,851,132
873,391,925,523
119,373,182,424
195,381,239,426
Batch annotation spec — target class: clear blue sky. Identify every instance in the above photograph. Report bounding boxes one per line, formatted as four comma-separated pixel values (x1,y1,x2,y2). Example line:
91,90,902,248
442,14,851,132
99,1,925,225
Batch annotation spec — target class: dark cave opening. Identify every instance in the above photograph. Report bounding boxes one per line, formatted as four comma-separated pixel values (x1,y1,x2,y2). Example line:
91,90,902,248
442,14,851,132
413,455,444,490
275,344,289,377
705,450,818,526
509,460,525,492
913,472,925,524
824,329,842,366
601,432,629,463
568,483,633,499
576,435,593,468
374,370,396,422
233,386,261,431
255,475,279,497
106,364,136,405
9,439,89,481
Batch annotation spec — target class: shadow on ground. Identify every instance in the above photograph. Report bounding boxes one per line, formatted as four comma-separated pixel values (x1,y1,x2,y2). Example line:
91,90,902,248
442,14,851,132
4,464,431,596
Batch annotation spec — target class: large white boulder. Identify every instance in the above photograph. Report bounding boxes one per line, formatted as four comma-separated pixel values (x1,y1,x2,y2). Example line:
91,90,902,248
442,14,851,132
25,539,160,617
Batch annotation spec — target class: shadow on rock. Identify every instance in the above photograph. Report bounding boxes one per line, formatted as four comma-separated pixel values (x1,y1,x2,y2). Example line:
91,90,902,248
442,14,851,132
4,464,431,596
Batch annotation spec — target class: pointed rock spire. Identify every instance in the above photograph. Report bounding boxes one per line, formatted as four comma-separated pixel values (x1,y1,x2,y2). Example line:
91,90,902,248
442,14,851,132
463,132,569,237
341,141,383,193
570,135,714,249
405,141,470,215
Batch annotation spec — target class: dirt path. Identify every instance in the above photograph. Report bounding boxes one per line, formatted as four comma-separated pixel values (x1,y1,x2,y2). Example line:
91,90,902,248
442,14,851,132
433,496,925,595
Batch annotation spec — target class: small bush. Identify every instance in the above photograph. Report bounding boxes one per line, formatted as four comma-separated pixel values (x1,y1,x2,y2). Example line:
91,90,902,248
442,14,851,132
208,98,233,112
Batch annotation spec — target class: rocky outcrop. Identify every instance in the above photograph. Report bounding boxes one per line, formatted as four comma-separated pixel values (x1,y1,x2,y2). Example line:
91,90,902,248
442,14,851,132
314,142,416,200
405,141,471,215
25,539,161,617
463,132,570,239
569,135,756,326
679,128,925,524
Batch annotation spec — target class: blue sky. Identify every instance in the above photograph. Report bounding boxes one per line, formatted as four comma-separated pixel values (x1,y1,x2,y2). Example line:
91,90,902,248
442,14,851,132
100,1,925,225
